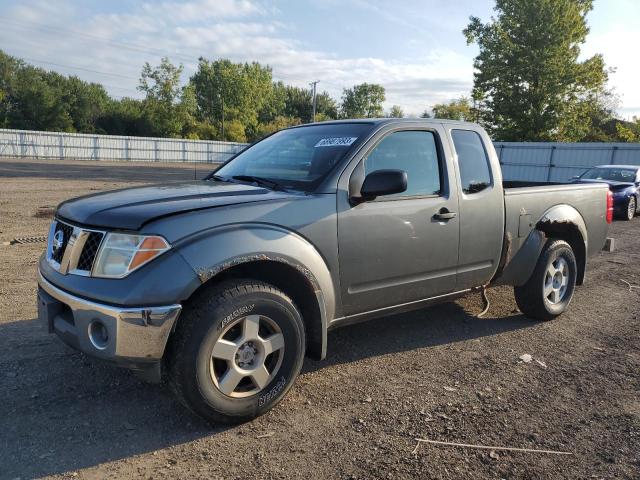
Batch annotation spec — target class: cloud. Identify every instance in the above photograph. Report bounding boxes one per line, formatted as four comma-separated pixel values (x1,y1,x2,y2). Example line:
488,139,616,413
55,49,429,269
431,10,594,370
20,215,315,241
0,0,474,114
138,0,264,23
583,28,640,119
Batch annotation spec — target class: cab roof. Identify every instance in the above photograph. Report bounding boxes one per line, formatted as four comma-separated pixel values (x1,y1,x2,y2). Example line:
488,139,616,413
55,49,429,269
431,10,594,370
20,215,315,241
297,117,480,128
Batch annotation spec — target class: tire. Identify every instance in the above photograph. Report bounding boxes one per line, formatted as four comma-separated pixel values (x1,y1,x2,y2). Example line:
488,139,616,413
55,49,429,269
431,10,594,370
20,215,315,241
167,279,305,424
625,196,637,221
514,240,577,321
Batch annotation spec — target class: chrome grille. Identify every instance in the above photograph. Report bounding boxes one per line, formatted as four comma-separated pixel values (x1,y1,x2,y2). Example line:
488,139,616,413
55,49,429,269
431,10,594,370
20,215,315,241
47,220,106,275
77,232,104,271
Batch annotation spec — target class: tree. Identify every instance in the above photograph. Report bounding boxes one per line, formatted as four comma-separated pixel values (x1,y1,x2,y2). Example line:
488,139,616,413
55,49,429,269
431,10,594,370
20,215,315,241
388,105,404,118
420,109,432,119
95,98,145,136
255,115,302,138
615,117,640,143
431,97,473,121
282,85,312,122
190,58,273,141
464,0,609,141
0,49,348,140
340,83,385,118
62,77,110,133
9,68,74,132
263,85,338,124
137,57,195,138
315,91,338,120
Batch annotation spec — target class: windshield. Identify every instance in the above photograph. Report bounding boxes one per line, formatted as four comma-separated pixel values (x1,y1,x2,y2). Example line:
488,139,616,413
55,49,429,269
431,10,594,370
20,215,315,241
581,167,637,182
213,123,374,191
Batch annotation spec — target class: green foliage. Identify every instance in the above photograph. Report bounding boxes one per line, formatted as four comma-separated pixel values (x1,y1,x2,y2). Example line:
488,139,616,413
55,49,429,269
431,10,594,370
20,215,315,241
63,77,111,133
464,0,609,141
340,83,386,118
615,117,640,143
388,105,404,118
260,83,337,124
190,58,273,142
255,115,302,139
95,98,144,136
1,45,637,143
137,57,196,138
431,97,473,121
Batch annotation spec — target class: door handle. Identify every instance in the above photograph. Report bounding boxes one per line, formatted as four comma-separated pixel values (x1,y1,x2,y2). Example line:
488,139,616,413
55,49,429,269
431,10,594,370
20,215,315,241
433,209,457,221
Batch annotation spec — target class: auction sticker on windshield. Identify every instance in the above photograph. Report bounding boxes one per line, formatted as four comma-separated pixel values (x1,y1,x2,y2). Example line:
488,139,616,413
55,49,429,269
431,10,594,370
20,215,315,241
314,137,358,147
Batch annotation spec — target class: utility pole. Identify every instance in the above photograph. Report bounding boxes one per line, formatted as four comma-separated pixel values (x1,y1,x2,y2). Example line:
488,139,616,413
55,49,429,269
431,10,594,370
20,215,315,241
309,80,319,122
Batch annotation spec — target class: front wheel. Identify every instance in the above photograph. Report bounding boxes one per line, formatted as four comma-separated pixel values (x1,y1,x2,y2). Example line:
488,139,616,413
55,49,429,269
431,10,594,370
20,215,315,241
167,280,305,424
514,240,577,321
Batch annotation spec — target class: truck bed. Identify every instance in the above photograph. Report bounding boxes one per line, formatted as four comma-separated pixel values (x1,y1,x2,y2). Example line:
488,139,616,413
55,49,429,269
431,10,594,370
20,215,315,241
495,181,610,286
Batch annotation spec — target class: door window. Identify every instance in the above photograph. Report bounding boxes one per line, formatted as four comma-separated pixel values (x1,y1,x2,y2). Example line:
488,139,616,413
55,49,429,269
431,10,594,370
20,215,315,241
451,129,492,194
363,130,441,198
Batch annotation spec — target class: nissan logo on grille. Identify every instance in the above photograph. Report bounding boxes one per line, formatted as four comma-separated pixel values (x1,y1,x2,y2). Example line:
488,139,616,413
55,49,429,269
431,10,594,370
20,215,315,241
52,229,65,256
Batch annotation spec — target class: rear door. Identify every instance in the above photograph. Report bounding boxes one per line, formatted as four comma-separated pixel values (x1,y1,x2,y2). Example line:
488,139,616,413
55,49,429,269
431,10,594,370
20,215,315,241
337,124,460,315
446,127,504,289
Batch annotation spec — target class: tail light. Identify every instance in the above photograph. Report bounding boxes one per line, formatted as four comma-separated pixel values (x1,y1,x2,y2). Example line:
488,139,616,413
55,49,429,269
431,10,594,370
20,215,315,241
606,190,613,224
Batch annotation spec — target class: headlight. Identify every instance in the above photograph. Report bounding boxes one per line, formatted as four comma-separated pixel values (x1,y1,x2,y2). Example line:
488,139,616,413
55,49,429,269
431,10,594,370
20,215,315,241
93,233,170,278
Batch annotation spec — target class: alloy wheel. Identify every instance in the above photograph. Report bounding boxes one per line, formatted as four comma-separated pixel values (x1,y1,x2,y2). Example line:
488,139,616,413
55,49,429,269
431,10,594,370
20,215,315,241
209,314,285,398
543,257,569,305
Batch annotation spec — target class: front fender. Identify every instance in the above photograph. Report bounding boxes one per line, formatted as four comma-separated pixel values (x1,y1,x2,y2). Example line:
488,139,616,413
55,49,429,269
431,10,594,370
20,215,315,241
175,223,337,355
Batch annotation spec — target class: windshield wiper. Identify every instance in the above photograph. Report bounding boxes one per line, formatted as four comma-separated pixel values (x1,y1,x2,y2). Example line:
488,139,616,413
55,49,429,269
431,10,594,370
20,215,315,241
208,174,233,182
231,175,284,191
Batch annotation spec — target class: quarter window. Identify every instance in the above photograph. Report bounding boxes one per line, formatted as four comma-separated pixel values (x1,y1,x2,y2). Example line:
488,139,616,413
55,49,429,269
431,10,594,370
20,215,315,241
364,130,441,198
451,129,492,194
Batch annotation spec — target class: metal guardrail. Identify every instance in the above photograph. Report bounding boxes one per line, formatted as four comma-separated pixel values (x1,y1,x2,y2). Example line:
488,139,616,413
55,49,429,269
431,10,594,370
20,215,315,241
0,129,249,163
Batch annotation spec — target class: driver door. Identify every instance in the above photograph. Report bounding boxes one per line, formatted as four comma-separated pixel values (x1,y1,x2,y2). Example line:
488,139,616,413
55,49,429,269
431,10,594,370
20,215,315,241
337,126,460,316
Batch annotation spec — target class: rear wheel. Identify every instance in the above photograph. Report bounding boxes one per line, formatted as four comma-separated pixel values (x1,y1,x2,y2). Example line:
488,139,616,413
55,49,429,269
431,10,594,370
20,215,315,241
168,280,305,424
514,240,577,321
625,196,637,221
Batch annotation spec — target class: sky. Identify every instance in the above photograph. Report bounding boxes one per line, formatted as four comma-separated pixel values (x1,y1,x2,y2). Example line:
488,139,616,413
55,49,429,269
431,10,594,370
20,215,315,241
0,0,638,118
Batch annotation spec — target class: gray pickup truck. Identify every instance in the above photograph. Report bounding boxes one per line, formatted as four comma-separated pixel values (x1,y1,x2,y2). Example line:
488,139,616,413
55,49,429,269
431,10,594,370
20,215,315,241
38,119,611,423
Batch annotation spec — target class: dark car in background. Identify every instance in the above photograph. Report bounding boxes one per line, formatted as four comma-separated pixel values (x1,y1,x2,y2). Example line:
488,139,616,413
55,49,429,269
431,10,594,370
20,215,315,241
572,165,640,221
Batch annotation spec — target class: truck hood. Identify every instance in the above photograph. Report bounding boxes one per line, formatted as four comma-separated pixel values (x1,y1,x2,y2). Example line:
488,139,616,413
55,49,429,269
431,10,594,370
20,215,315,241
57,180,296,230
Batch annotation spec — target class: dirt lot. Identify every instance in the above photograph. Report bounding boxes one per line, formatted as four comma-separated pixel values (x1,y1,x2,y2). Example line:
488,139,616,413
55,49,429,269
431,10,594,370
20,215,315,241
1,158,639,480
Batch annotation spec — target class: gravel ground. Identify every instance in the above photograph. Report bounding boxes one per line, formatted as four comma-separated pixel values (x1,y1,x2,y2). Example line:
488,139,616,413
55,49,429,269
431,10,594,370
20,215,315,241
0,158,639,480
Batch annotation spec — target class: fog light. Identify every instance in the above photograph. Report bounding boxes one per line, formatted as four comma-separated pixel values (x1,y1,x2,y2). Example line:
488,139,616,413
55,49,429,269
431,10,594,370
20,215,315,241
88,320,109,350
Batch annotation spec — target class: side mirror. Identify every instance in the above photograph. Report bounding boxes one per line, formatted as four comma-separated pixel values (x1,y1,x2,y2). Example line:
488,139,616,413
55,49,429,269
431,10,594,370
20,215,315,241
360,169,407,201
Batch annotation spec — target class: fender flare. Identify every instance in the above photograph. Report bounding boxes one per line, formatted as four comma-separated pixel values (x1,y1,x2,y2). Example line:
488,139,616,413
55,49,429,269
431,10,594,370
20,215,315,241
175,223,336,359
494,204,588,287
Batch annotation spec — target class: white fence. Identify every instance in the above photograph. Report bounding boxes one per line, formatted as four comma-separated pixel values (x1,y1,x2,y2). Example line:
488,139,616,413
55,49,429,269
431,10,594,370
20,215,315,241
0,129,248,164
3,129,640,182
494,142,640,182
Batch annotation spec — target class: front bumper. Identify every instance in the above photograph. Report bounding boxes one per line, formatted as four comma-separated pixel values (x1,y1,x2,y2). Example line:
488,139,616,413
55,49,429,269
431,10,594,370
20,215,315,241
37,270,181,368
